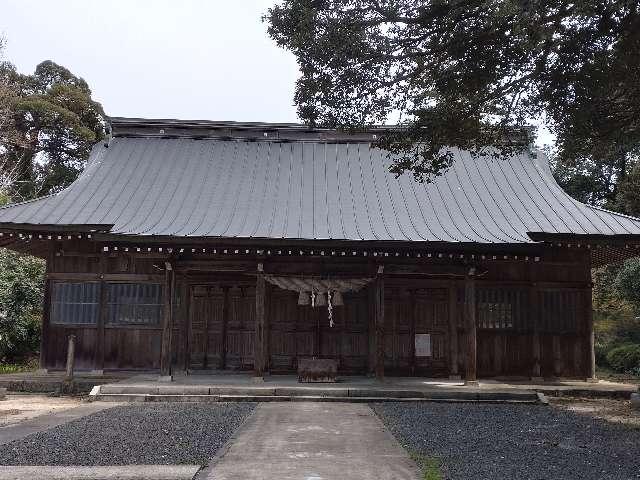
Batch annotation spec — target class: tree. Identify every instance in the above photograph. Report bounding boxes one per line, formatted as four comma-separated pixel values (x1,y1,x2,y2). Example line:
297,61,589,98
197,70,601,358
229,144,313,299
0,50,106,200
266,1,640,183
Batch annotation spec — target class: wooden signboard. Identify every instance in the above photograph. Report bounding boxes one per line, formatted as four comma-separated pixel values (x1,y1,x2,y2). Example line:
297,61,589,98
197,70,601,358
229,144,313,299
415,334,432,357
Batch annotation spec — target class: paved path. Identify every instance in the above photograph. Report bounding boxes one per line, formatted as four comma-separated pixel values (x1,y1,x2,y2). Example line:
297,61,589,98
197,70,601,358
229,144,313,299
207,402,420,480
0,402,116,446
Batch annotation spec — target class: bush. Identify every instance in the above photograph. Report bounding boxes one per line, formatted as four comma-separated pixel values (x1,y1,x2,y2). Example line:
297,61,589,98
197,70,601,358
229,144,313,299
605,344,640,373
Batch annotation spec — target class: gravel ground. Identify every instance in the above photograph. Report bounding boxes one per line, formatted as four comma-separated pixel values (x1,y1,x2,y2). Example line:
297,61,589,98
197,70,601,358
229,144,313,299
0,402,255,466
373,402,640,480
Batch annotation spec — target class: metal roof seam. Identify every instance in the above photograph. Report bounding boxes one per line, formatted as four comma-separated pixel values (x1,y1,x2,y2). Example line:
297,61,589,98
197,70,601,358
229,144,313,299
219,141,260,238
200,140,242,237
344,143,366,240
447,149,513,242
20,142,109,225
247,142,276,238
457,151,527,242
404,170,446,242
368,146,407,240
332,143,348,240
431,170,480,242
166,139,217,236
489,153,550,233
513,154,582,233
391,162,431,241
91,137,149,226
528,151,607,234
352,143,378,240
155,140,209,236
258,142,282,239
112,139,172,233
128,138,193,235
185,140,230,236
378,149,428,241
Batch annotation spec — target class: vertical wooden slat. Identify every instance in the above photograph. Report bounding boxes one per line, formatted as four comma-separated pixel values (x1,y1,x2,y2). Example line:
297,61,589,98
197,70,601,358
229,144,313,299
375,265,385,381
464,269,477,383
530,283,541,379
221,286,229,369
585,284,596,380
448,280,459,378
410,289,417,375
160,262,174,377
254,263,266,377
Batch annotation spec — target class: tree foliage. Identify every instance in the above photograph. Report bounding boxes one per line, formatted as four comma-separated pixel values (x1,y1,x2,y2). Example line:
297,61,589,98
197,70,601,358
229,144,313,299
266,1,640,182
0,45,105,200
0,248,45,362
0,40,100,362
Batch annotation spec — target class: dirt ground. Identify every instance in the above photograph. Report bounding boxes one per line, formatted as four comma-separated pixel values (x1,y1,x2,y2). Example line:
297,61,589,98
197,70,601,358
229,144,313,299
550,396,640,429
0,394,82,428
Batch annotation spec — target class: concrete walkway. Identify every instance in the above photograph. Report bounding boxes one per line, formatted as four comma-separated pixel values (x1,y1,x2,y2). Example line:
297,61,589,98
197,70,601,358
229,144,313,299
0,402,116,446
207,402,420,480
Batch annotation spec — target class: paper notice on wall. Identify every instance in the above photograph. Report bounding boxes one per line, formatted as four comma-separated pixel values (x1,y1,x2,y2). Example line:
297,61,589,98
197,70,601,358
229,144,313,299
415,334,432,357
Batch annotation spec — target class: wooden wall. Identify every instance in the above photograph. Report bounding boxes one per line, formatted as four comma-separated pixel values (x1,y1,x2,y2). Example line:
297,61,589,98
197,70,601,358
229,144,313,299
41,241,593,379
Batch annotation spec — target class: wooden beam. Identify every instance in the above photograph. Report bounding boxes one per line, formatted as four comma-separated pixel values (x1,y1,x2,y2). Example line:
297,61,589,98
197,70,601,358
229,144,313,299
464,268,477,383
375,265,385,381
160,262,174,378
254,263,266,377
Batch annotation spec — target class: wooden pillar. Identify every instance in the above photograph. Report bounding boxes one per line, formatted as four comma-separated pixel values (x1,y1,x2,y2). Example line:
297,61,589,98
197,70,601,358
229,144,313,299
254,263,266,378
38,247,53,372
585,284,596,381
375,265,385,381
464,268,477,384
448,280,459,379
93,254,107,374
160,262,174,379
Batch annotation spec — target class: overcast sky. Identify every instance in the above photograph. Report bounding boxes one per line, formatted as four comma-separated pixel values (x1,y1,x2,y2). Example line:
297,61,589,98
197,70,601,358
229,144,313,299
1,0,299,122
1,0,553,146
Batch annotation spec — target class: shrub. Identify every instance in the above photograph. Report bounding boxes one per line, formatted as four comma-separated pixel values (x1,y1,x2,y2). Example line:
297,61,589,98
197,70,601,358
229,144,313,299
605,344,640,373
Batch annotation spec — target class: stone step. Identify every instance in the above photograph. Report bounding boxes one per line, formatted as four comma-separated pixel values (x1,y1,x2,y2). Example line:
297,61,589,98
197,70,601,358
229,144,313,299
90,388,541,404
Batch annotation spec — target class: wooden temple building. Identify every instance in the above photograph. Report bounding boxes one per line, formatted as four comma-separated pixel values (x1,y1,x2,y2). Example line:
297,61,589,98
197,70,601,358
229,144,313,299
1,117,640,382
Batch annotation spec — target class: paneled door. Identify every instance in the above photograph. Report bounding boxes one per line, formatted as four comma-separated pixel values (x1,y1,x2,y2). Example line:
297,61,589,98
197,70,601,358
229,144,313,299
188,285,225,370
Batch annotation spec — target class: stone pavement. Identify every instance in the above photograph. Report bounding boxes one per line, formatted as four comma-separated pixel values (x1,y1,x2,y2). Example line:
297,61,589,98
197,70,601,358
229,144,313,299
205,402,420,480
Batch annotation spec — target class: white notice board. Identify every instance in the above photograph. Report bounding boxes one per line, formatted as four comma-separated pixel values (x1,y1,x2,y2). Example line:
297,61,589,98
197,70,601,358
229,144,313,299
415,334,432,357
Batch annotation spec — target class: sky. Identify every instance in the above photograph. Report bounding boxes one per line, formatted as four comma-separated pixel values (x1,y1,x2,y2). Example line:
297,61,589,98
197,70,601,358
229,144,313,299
1,0,553,146
1,0,300,122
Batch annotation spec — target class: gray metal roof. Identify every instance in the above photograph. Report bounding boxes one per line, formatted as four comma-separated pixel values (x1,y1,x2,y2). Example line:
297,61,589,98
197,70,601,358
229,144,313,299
1,123,640,244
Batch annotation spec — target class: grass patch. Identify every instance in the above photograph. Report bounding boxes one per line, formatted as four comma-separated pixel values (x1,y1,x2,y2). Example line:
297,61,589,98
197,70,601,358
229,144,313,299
0,357,38,374
596,366,640,384
409,451,443,480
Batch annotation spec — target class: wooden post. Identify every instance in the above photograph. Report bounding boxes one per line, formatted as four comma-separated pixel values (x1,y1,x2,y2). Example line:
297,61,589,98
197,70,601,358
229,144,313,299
585,284,596,381
254,263,266,379
93,254,107,375
160,262,174,380
38,247,53,373
448,280,460,379
464,268,477,384
65,334,76,382
375,265,385,381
